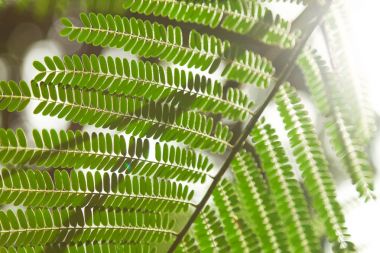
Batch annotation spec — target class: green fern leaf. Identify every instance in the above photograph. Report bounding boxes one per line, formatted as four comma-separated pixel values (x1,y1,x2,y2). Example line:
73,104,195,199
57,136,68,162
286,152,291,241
0,80,233,153
251,119,320,253
33,55,254,121
297,50,331,116
0,128,213,183
213,179,261,252
0,168,195,212
176,235,201,253
192,205,231,252
60,13,274,86
231,151,290,253
0,81,31,112
0,208,175,247
298,49,375,200
123,0,299,48
30,82,233,153
275,83,352,250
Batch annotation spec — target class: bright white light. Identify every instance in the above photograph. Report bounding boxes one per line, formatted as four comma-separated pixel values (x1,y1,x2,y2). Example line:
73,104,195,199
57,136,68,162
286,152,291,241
337,1,380,252
22,40,68,131
261,2,305,21
348,0,380,115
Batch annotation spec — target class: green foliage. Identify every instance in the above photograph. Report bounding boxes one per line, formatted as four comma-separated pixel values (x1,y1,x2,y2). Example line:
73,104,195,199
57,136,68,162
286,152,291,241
60,13,274,86
192,205,231,252
0,1,374,252
0,81,31,112
212,179,259,252
298,49,375,200
231,151,290,253
0,168,194,212
30,81,233,153
0,128,213,182
123,0,300,48
275,83,352,250
251,120,319,253
33,55,254,121
0,207,174,246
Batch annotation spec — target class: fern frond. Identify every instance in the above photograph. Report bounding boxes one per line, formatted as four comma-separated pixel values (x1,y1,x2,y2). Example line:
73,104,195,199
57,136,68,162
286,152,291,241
0,81,31,112
0,80,233,153
0,128,213,183
0,207,175,247
33,55,254,121
327,109,375,200
297,50,331,116
275,83,352,250
123,0,299,48
231,151,290,253
1,242,155,253
192,205,231,252
31,82,232,153
251,119,320,253
60,13,274,86
213,179,261,252
298,49,375,200
175,235,201,253
0,168,195,212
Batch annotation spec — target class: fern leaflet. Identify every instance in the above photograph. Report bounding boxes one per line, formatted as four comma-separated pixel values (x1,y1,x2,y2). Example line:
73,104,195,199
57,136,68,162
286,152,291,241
60,13,274,86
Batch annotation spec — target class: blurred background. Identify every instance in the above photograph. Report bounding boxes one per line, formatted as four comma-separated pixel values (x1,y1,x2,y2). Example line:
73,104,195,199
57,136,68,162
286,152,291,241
0,0,379,252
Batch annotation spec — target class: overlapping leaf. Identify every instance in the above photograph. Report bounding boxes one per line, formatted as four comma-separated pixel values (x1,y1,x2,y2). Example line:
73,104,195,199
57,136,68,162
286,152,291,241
213,179,260,252
0,207,175,247
30,82,232,153
0,168,194,212
231,151,290,253
177,178,261,253
123,0,300,48
0,128,213,183
60,13,274,86
192,205,231,252
0,80,233,153
275,83,353,250
298,49,375,200
252,120,319,253
176,235,201,253
0,81,31,112
33,55,254,121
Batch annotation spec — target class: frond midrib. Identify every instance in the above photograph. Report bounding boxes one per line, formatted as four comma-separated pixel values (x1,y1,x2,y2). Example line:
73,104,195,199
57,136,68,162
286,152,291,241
0,186,196,206
0,224,178,236
0,145,210,177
